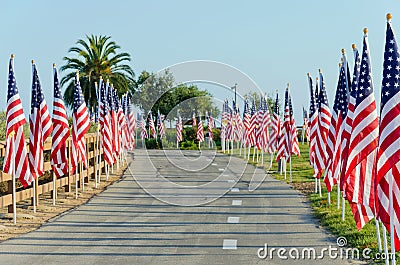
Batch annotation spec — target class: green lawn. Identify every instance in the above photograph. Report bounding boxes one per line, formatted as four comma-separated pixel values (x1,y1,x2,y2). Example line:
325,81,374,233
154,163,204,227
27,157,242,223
227,143,396,264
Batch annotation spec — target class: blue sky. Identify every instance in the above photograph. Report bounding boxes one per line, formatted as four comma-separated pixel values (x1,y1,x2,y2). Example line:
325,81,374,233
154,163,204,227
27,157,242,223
1,0,400,122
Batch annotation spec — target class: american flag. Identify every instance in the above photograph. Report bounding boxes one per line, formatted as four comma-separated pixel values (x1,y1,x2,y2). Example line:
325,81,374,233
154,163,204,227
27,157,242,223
288,94,300,157
377,18,400,247
249,98,257,147
197,113,204,142
243,98,252,147
309,75,319,176
231,102,238,142
261,95,271,152
51,65,70,177
324,63,347,192
176,111,183,143
148,112,157,139
127,96,136,150
256,95,264,150
121,95,130,150
235,107,244,144
225,103,233,141
140,115,148,140
344,29,378,230
3,56,31,187
107,83,118,162
100,80,113,165
208,111,214,139
29,63,52,180
71,72,90,174
341,46,360,193
113,87,123,156
314,71,331,179
276,89,289,162
303,107,310,142
157,110,165,138
269,92,280,153
220,101,226,142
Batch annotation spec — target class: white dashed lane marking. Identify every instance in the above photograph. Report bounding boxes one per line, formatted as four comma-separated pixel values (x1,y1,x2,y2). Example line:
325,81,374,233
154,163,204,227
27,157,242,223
232,200,242,205
227,217,240,223
230,188,239,192
222,239,237,250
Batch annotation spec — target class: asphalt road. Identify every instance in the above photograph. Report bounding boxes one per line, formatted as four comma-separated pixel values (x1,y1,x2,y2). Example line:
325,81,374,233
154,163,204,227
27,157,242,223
0,149,355,264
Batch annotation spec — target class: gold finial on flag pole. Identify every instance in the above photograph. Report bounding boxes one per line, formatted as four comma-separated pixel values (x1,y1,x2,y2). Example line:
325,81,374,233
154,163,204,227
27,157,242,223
352,44,356,50
53,63,56,68
11,54,14,59
341,48,346,54
363,28,368,35
31,60,35,65
387,13,392,21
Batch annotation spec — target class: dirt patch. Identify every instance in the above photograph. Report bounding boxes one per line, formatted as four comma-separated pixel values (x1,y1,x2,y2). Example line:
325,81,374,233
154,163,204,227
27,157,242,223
0,165,127,242
291,182,316,195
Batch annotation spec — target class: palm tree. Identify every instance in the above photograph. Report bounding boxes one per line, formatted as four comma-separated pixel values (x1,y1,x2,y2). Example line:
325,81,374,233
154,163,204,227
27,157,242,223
61,35,135,112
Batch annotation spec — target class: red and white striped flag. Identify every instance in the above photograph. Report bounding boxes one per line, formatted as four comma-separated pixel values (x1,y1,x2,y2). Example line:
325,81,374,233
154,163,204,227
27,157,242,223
157,110,165,138
127,96,136,150
29,62,53,180
100,80,113,165
288,94,300,157
113,88,124,156
197,113,204,142
308,74,319,177
3,56,31,187
176,111,183,143
51,65,70,177
148,112,157,139
71,72,90,174
377,17,400,248
314,71,331,179
140,116,148,140
256,95,264,151
324,63,347,192
121,95,130,151
107,83,118,162
243,98,252,147
276,88,300,162
344,29,378,230
259,95,271,153
248,99,257,147
269,92,281,153
208,111,214,139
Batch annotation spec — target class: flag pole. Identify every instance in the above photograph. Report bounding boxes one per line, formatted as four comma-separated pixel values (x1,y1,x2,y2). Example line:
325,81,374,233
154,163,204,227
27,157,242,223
389,171,396,265
289,157,292,182
327,192,331,205
10,132,17,224
341,194,345,220
314,178,317,193
337,180,341,209
32,179,37,213
52,173,56,206
284,159,287,180
318,178,322,197
375,218,382,252
75,166,78,199
382,223,389,265
81,161,84,192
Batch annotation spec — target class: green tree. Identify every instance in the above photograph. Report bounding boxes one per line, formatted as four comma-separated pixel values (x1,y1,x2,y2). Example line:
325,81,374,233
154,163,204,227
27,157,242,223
61,35,135,112
132,70,219,121
243,91,278,114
